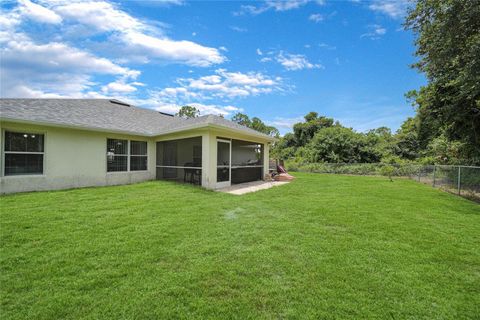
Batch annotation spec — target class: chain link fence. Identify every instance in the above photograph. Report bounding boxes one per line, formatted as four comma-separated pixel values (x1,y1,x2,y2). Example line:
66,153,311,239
284,162,480,202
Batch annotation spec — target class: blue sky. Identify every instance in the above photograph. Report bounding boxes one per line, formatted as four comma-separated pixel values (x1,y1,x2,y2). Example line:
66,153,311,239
0,0,425,134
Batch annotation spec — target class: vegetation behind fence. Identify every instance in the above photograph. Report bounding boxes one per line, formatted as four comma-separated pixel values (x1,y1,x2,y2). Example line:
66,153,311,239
284,161,480,201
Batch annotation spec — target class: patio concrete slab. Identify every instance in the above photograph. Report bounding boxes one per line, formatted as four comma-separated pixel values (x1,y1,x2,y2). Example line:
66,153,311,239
217,180,290,195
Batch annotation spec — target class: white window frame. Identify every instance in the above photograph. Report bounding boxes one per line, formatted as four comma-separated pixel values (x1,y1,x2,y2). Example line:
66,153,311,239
129,140,148,172
2,129,46,177
106,138,148,173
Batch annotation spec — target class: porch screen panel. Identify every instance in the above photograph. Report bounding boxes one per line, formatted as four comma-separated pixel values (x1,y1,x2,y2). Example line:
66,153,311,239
231,139,264,184
156,137,202,185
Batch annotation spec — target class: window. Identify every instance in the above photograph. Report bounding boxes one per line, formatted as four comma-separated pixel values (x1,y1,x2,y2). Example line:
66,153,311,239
130,141,147,171
107,139,128,172
106,139,148,172
4,131,44,176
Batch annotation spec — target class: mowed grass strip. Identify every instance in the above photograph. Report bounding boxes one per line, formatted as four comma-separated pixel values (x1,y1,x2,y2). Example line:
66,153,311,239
1,173,479,319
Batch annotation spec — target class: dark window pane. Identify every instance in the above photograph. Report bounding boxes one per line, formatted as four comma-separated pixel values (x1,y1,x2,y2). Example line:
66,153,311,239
5,131,44,152
107,139,127,155
130,156,147,171
5,154,43,175
107,155,127,172
130,141,147,155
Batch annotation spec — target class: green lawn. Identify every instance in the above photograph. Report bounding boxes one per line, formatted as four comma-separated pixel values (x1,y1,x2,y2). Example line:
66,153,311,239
1,173,479,319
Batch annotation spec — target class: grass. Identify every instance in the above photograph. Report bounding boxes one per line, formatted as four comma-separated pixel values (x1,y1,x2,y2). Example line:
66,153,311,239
1,173,479,319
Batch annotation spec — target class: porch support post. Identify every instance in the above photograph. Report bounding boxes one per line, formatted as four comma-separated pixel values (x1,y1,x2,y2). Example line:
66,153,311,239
263,142,270,180
201,132,217,189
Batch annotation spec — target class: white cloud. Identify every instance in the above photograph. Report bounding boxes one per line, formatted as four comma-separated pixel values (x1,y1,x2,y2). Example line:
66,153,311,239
53,1,145,32
102,80,144,94
318,42,336,50
230,26,248,32
266,116,304,133
0,0,227,98
256,48,263,55
368,0,410,19
2,38,134,75
19,0,62,24
266,0,310,11
309,13,324,23
0,30,138,98
361,24,387,40
140,69,284,114
171,69,284,99
259,50,323,71
275,52,323,71
234,0,323,15
153,103,242,117
120,31,225,67
51,1,225,66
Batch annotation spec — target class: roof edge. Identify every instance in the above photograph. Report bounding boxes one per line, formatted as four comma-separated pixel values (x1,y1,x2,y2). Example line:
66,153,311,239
0,116,277,142
154,122,277,142
0,117,152,137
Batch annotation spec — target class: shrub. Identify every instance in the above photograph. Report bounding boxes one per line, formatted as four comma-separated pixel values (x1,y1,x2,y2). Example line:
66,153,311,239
380,165,395,181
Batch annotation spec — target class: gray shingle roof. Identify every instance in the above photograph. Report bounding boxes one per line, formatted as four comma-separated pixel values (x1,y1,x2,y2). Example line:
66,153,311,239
0,99,274,140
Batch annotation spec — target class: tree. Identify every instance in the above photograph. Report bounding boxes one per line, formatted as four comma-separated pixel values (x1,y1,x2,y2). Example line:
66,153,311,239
304,126,378,163
176,105,200,118
292,112,334,146
380,165,395,182
394,117,420,160
251,117,279,137
304,111,319,122
365,127,396,161
231,112,279,137
231,113,252,127
405,0,480,163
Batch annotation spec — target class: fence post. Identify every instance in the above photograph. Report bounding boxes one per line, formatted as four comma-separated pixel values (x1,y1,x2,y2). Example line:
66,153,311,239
457,166,461,195
432,165,436,187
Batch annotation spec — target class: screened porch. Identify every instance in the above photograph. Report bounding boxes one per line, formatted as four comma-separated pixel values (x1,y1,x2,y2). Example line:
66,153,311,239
156,135,266,189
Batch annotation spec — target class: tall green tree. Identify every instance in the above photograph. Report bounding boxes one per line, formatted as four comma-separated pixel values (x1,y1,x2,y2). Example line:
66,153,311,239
394,117,420,160
405,0,480,163
292,112,335,146
304,126,379,163
176,105,200,119
231,113,252,127
231,112,279,137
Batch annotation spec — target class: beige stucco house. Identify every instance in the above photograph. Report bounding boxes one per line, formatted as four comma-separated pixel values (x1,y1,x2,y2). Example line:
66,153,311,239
0,99,275,194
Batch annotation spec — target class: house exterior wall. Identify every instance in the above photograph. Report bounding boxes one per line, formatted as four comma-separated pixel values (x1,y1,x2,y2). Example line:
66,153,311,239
0,121,273,194
0,121,156,194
